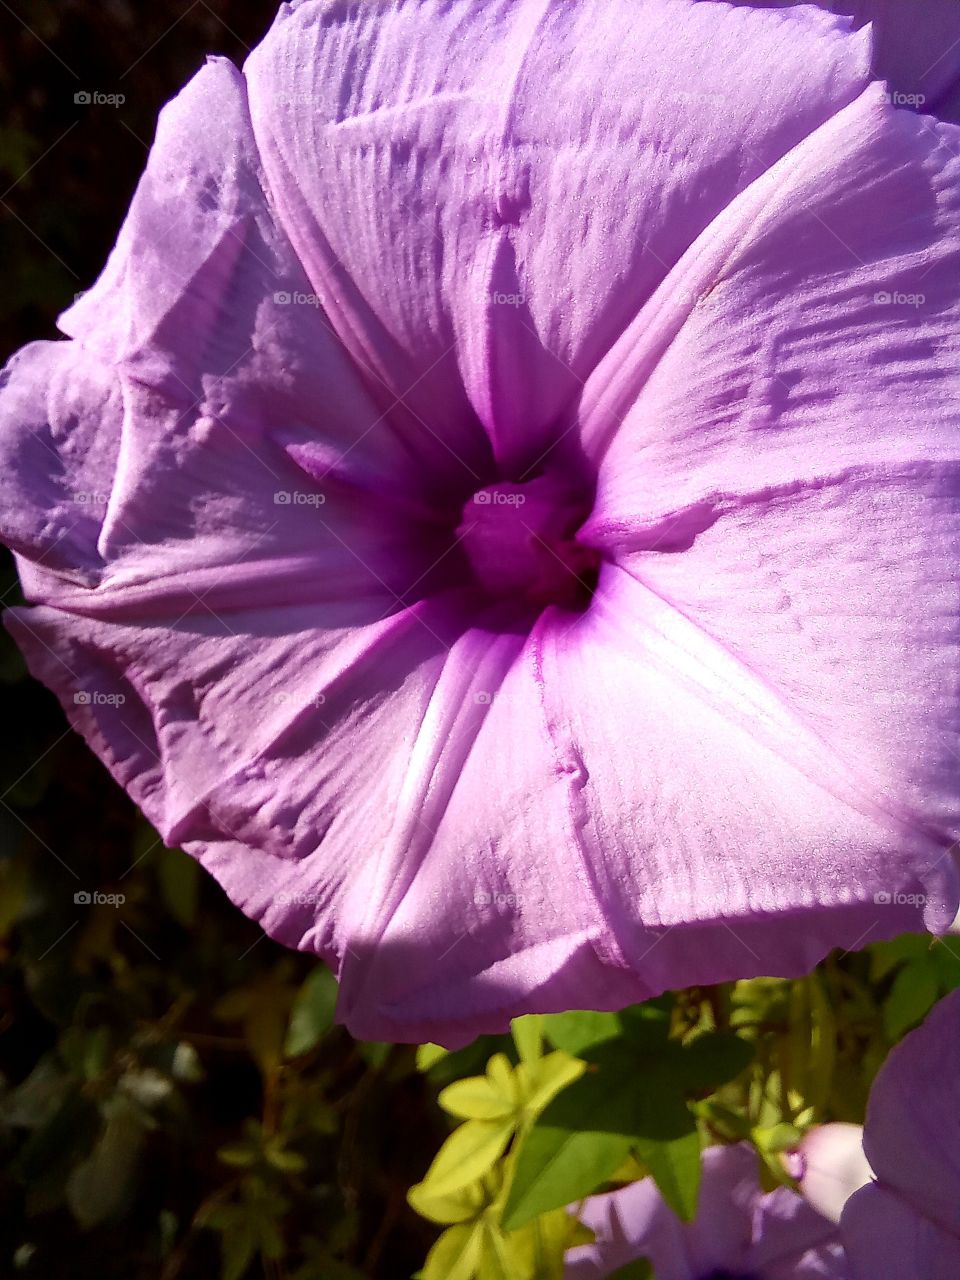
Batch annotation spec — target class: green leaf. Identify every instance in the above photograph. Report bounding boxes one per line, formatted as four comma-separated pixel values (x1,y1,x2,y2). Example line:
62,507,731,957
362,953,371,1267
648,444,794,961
679,1032,754,1090
504,1041,701,1230
284,967,338,1057
634,1122,701,1222
884,958,939,1040
617,997,673,1049
156,845,200,927
221,1219,256,1280
421,1118,516,1198
358,1041,392,1069
66,1101,146,1228
608,1262,653,1280
511,1015,543,1064
931,938,960,991
869,933,929,981
503,1045,641,1229
517,1051,586,1116
540,1011,622,1055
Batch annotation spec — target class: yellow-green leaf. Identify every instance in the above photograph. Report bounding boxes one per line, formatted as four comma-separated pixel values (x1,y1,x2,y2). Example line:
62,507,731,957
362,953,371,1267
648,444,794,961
511,1208,586,1280
486,1053,519,1106
440,1076,518,1122
511,1015,543,1064
421,1118,516,1197
517,1051,586,1116
477,1219,520,1280
423,1222,484,1280
417,1043,449,1071
408,1178,487,1226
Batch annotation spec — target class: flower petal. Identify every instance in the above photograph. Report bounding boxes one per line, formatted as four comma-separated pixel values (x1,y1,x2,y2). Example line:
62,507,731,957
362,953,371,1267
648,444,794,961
749,1186,849,1279
0,341,121,585
733,0,960,123
798,1124,872,1225
59,56,447,510
578,88,960,929
244,0,872,470
860,988,960,1237
517,565,953,989
841,1182,960,1280
564,1144,835,1279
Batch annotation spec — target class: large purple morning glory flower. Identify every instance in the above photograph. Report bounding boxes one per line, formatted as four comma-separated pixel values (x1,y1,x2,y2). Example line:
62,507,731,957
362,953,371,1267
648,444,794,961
798,987,960,1279
2,0,960,1044
564,1142,849,1278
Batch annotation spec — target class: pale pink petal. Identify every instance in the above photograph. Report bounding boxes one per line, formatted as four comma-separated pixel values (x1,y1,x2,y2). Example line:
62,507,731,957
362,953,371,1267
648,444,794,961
799,1125,872,1225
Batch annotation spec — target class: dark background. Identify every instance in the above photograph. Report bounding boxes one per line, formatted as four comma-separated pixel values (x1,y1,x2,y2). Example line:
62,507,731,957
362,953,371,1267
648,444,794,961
0,5,471,1277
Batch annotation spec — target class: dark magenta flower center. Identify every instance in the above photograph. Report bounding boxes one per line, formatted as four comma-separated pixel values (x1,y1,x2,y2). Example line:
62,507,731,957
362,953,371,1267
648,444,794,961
456,475,600,612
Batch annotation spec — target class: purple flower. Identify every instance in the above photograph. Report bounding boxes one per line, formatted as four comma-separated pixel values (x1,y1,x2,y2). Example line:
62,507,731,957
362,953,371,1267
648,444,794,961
738,0,960,124
564,1142,849,1278
799,988,960,1279
2,0,960,1044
